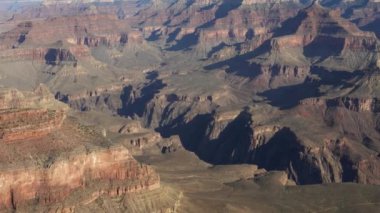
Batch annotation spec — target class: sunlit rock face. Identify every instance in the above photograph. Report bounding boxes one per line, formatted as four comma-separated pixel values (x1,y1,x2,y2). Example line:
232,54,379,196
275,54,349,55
0,86,161,211
0,146,160,209
0,85,68,143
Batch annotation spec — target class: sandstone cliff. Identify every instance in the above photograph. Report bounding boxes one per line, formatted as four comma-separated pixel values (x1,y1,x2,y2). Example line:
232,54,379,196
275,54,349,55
0,85,68,143
0,86,163,211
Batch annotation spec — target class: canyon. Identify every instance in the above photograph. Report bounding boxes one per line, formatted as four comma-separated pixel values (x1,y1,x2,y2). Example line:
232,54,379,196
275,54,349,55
1,0,380,212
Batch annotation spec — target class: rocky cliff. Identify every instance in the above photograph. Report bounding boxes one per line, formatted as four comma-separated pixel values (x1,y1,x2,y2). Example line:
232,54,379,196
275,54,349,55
0,146,159,210
0,85,68,143
0,86,164,211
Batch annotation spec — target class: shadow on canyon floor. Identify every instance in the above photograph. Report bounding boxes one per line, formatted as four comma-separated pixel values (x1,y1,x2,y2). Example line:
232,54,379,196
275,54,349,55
118,72,166,117
259,68,365,109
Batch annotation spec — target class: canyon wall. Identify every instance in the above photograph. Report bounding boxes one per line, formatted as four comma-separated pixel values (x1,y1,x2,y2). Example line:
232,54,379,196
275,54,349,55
0,86,162,211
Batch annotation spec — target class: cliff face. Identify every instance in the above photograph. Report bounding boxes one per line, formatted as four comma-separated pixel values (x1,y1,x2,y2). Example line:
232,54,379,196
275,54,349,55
0,47,87,64
0,146,159,209
138,0,301,57
154,106,380,185
272,2,378,50
0,108,66,143
25,14,142,47
0,85,68,143
0,12,144,63
0,86,162,211
252,1,380,74
301,97,380,113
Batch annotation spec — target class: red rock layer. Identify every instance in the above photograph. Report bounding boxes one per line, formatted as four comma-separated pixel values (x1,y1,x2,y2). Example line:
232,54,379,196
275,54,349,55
0,146,160,209
271,4,378,52
0,108,66,143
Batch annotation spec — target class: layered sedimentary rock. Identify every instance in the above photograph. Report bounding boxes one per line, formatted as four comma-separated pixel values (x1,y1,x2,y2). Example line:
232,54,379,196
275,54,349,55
103,68,380,185
0,47,83,63
0,86,162,211
263,1,379,70
0,108,66,142
301,97,380,113
166,106,380,185
271,1,377,50
24,15,142,47
0,85,68,143
136,0,303,61
0,11,145,63
55,84,125,112
0,146,159,209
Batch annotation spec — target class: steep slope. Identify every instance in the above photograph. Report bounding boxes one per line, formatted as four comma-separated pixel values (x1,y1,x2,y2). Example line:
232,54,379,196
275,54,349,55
264,0,379,70
138,0,304,56
0,86,179,212
205,1,379,92
0,85,68,142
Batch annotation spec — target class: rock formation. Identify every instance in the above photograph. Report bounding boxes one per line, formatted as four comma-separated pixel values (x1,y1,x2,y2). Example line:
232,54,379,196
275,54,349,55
0,85,68,143
0,86,163,211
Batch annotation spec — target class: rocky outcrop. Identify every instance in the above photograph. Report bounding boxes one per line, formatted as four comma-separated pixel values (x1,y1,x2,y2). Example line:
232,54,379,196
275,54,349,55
253,64,310,89
0,86,162,211
0,146,159,210
205,114,380,184
270,2,378,55
301,96,380,113
142,100,380,185
357,155,380,184
0,47,87,64
0,21,32,50
55,84,125,112
139,0,301,55
74,31,143,47
0,85,68,143
0,108,66,143
0,11,145,64
25,14,144,47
